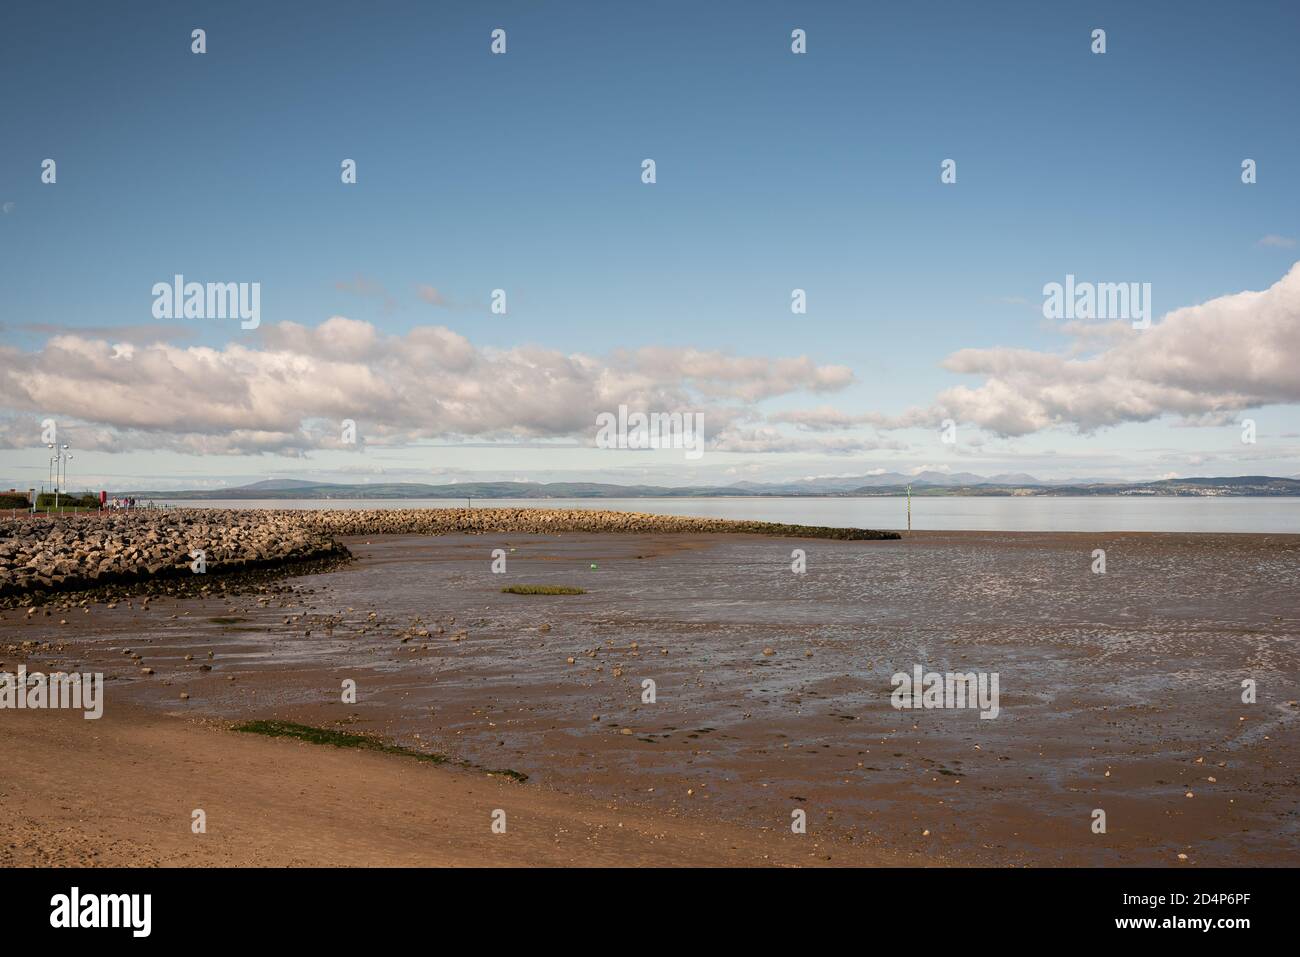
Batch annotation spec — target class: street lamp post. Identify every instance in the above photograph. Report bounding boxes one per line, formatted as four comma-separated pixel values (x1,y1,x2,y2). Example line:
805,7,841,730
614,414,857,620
61,449,73,510
46,444,56,512
48,444,71,511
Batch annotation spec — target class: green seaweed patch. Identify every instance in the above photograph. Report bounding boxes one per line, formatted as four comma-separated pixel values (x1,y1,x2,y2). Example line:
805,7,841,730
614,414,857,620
233,719,447,763
501,584,586,595
484,767,529,783
232,719,527,782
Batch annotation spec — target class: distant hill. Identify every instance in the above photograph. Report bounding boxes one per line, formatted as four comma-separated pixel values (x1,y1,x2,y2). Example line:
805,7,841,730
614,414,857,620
847,475,1300,497
122,475,1300,499
722,470,1108,492
235,479,329,491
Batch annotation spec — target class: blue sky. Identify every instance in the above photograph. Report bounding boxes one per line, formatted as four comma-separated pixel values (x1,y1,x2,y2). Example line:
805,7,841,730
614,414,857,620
2,0,1298,491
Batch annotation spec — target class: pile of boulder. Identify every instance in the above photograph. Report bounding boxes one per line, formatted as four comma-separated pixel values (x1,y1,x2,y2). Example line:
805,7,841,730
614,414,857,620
0,510,346,598
297,507,898,541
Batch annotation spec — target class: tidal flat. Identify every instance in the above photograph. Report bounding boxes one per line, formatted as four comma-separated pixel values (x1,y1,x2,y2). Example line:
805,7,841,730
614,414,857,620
3,526,1297,866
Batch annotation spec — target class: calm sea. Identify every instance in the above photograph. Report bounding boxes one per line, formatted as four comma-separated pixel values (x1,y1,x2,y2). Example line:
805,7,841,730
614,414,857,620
154,495,1300,533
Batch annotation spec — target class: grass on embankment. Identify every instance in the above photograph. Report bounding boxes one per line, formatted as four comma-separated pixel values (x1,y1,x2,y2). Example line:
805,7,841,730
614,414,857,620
501,584,586,595
232,720,527,782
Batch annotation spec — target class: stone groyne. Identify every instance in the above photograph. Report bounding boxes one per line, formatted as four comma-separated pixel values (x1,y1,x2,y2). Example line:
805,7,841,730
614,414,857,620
0,507,898,600
294,506,899,541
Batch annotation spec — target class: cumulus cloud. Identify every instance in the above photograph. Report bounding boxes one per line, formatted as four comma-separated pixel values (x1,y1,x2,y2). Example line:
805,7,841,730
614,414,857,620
611,348,853,402
12,263,1295,457
1257,234,1297,249
769,406,879,431
762,263,1300,440
768,405,921,432
0,319,857,455
17,322,198,345
925,262,1300,436
771,403,933,433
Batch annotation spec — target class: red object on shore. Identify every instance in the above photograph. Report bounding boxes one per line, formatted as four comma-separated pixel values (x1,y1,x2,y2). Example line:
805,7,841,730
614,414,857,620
100,490,107,507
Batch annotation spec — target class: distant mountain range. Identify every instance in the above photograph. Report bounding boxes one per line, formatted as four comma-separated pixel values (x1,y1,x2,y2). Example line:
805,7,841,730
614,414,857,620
125,474,1300,499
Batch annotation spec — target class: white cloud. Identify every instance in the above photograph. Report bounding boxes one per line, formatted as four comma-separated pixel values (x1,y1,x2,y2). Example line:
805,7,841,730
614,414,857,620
769,406,883,431
17,322,197,345
926,261,1300,436
0,319,856,455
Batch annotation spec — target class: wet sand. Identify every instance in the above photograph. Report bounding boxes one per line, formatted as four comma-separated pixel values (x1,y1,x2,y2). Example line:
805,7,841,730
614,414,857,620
3,530,1297,866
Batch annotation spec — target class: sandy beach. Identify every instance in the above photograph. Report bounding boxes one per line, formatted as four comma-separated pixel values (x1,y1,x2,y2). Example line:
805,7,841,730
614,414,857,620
2,702,915,867
2,519,1296,867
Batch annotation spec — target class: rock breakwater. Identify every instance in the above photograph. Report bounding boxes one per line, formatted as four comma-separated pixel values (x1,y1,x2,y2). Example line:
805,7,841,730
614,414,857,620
294,507,899,541
0,510,347,599
0,507,897,600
